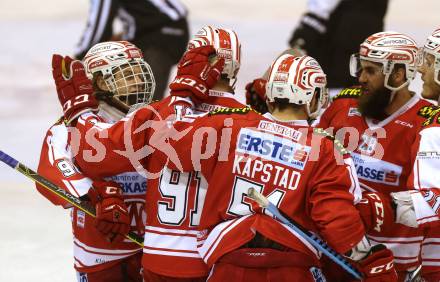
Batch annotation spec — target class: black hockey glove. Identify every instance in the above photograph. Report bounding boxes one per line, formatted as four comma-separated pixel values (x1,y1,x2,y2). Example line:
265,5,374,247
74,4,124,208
288,13,328,57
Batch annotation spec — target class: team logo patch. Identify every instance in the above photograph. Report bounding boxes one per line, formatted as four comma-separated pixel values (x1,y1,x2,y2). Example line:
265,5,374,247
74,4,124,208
236,128,310,170
358,134,378,155
351,153,402,186
348,107,362,117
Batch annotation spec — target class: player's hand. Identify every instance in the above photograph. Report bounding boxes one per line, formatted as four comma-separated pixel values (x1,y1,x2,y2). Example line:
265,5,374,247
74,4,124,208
169,46,224,101
354,244,398,282
52,54,98,124
245,78,268,113
356,191,395,233
87,181,130,244
288,12,328,56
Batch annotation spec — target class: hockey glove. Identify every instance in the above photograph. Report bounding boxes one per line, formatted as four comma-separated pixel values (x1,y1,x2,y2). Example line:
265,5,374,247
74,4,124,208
354,244,398,282
390,191,418,228
52,54,98,125
87,181,130,244
356,191,395,234
169,45,224,101
288,12,328,57
245,78,268,114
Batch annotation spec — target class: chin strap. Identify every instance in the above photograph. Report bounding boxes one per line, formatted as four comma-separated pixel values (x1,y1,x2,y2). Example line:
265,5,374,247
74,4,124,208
98,101,126,123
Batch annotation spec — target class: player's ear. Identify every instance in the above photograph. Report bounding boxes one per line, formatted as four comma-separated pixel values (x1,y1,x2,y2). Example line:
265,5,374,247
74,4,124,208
391,65,406,84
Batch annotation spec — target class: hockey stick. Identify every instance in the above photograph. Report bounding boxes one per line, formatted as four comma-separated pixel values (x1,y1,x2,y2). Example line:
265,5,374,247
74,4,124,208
0,150,144,247
359,181,378,193
404,265,422,282
247,187,363,280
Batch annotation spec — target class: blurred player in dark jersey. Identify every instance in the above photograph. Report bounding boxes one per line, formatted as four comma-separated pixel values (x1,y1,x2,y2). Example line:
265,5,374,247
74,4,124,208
74,0,189,101
289,0,388,97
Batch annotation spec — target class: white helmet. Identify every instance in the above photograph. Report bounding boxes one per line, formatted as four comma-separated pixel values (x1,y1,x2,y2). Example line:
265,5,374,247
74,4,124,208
187,26,241,82
266,54,328,118
349,31,418,91
420,28,440,85
83,41,155,108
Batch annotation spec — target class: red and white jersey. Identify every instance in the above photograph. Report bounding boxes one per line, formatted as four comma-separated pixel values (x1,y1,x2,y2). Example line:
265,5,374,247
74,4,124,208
36,95,192,273
407,106,440,226
142,90,245,278
318,87,432,270
67,90,242,277
168,109,364,268
192,90,245,114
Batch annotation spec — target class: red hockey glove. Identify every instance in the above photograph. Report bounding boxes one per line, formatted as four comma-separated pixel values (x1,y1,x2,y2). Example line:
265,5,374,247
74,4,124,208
87,181,130,244
52,54,98,124
169,45,224,101
356,191,395,233
245,78,268,113
354,244,397,282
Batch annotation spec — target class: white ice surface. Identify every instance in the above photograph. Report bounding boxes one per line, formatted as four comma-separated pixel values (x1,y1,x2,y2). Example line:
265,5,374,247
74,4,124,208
0,0,439,280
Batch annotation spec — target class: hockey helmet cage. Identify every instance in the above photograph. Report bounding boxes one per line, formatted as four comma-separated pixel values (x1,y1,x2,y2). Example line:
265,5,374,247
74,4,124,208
83,41,155,107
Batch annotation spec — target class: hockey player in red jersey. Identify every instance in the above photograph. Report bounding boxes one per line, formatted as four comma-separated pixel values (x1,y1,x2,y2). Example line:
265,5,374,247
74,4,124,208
49,33,397,280
166,54,397,282
37,41,157,281
392,28,440,228
48,34,226,282
141,26,246,282
318,31,434,280
385,28,440,281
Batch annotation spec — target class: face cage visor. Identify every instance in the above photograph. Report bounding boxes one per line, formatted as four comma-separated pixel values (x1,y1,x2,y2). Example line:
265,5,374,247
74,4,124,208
103,60,156,107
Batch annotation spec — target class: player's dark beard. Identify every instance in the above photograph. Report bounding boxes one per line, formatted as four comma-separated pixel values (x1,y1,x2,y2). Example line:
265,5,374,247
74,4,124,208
358,86,392,120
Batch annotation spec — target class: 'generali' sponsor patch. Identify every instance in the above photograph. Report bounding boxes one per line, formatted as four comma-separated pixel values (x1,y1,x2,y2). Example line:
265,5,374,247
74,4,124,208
351,152,402,186
257,120,302,142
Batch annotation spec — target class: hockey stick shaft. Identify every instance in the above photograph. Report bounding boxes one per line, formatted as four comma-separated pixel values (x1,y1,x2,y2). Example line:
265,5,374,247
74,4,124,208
0,150,144,247
404,264,422,282
247,188,363,280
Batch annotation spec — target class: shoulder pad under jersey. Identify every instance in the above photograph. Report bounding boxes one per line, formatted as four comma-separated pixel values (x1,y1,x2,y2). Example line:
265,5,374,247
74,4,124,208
333,86,362,101
208,107,254,116
417,105,440,127
313,127,349,155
